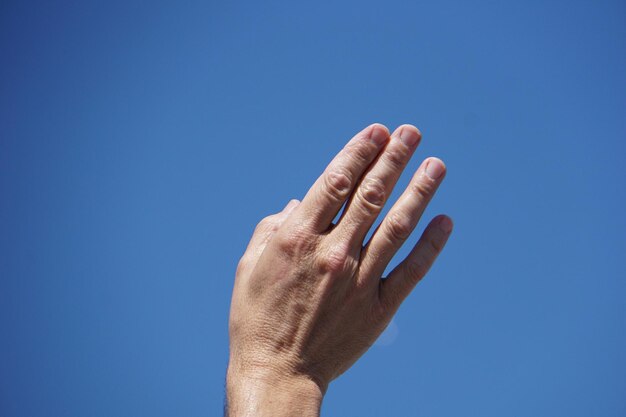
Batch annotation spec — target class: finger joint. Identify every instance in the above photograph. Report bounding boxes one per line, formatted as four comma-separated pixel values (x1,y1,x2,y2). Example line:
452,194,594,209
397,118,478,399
316,241,353,275
409,179,434,200
357,177,386,213
403,259,428,284
385,212,413,242
324,169,352,202
382,148,408,172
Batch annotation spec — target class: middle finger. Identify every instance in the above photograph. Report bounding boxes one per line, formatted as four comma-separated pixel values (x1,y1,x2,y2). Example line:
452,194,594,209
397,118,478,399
331,124,422,249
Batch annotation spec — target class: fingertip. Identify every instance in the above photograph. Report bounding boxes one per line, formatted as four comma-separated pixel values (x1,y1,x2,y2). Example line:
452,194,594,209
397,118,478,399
369,122,390,134
427,156,446,168
436,214,453,234
411,124,423,139
394,124,422,148
424,157,446,180
368,123,391,146
394,124,422,137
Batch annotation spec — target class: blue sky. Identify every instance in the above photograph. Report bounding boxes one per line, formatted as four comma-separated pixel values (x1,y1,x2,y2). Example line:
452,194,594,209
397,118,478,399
1,0,625,416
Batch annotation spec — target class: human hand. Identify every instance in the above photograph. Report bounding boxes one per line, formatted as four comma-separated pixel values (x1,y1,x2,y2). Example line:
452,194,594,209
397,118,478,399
226,124,453,416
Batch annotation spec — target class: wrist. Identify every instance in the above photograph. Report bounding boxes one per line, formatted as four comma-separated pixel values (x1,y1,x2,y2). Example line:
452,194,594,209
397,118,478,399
225,363,324,417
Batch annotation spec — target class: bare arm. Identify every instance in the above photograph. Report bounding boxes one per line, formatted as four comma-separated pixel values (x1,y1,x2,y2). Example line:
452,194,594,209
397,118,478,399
226,123,452,416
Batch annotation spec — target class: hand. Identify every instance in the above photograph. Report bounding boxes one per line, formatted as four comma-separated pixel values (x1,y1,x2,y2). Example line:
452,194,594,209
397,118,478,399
226,124,453,416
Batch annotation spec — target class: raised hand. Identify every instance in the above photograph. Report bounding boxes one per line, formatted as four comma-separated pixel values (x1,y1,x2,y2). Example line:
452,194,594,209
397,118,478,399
226,124,453,417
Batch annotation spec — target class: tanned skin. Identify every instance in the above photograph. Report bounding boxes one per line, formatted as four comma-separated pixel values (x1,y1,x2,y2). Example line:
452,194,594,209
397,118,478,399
226,124,453,416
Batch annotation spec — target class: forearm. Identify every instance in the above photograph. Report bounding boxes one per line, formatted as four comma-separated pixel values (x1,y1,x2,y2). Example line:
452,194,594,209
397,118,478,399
225,366,323,417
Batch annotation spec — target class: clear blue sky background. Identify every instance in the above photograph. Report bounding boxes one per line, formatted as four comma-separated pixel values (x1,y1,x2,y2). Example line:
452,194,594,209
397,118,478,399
1,1,625,416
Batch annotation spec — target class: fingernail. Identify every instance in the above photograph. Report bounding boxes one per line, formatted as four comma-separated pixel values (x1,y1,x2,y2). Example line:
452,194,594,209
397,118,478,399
369,124,389,146
439,216,453,233
399,127,420,147
425,158,445,179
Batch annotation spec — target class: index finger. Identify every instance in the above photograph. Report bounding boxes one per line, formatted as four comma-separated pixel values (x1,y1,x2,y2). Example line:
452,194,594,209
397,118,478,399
292,124,390,233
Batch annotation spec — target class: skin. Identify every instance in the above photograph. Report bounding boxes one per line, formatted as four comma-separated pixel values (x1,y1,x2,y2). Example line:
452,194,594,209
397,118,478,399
226,123,453,416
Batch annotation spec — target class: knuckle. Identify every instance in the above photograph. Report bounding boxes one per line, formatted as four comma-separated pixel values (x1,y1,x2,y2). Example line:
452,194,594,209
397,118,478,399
255,215,276,232
385,213,413,242
410,179,434,199
274,224,314,257
379,287,400,312
403,259,427,284
324,169,352,201
368,299,388,322
383,148,407,171
358,177,386,211
235,256,249,276
344,141,374,165
428,236,444,253
316,241,352,275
